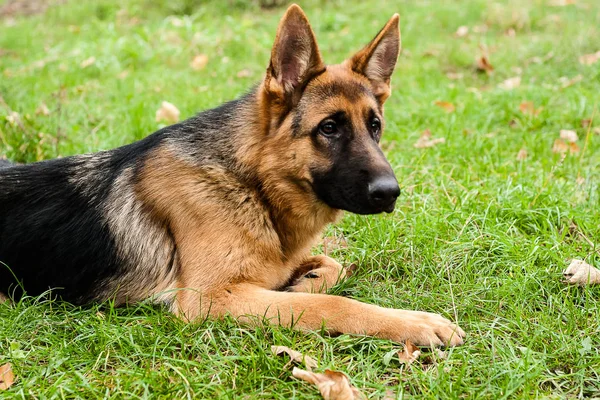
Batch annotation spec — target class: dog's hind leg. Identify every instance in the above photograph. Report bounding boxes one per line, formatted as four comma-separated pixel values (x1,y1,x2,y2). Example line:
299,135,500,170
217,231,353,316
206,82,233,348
284,255,354,294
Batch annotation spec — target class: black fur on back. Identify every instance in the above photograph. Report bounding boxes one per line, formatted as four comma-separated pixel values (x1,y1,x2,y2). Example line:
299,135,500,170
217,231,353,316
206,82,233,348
0,93,255,303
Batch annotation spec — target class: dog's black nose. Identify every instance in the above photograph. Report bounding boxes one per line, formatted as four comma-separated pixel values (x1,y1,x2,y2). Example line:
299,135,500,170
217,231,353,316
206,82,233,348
368,176,400,211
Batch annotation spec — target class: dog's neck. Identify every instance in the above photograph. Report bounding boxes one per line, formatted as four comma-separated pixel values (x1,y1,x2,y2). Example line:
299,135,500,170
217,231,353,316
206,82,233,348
231,86,342,262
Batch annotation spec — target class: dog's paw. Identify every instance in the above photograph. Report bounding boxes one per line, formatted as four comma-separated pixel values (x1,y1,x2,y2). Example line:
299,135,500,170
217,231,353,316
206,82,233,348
563,259,600,286
386,310,465,347
287,255,352,294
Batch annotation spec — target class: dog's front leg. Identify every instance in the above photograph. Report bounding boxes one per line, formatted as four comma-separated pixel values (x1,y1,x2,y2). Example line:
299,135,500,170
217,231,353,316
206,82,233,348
180,283,465,347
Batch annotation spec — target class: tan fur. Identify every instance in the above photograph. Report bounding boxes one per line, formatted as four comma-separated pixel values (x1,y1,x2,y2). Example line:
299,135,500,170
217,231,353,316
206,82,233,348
129,5,464,346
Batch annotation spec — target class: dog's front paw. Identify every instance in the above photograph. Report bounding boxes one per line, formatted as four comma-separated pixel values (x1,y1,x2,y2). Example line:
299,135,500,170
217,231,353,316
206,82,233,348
386,310,465,347
287,255,353,294
563,259,600,286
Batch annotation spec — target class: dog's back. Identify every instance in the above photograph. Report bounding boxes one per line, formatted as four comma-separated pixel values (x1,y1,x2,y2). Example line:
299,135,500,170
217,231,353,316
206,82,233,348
0,159,12,169
0,95,257,304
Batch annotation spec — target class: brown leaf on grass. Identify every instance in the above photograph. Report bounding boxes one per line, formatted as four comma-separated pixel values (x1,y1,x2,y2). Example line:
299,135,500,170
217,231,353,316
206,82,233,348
498,76,521,90
559,129,578,143
581,119,592,128
563,259,600,286
271,346,318,371
552,139,579,154
155,101,180,123
519,101,542,116
433,100,455,113
398,339,421,365
80,56,96,68
322,235,348,257
516,148,528,160
0,363,14,390
292,367,366,400
190,54,209,71
475,55,494,74
579,51,600,65
454,26,469,37
35,103,50,116
414,129,445,149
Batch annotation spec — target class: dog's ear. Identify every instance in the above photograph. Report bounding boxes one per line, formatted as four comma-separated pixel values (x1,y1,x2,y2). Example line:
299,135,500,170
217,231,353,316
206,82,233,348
265,4,324,101
347,14,400,103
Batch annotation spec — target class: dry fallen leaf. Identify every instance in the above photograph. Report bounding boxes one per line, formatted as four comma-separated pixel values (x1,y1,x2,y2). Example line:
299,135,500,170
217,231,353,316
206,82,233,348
292,367,365,400
0,363,14,390
35,103,50,116
190,54,209,71
516,148,528,160
455,26,469,37
80,56,96,68
398,339,421,365
434,100,455,113
559,129,578,143
563,259,600,286
550,139,566,153
155,101,180,124
552,139,579,154
499,76,521,90
271,346,318,371
581,119,592,128
414,129,445,149
519,101,542,116
476,55,494,74
579,50,600,65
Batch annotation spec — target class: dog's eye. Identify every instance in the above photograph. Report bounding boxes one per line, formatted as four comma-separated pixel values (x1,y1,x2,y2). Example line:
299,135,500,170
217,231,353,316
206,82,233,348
319,120,338,136
370,118,381,134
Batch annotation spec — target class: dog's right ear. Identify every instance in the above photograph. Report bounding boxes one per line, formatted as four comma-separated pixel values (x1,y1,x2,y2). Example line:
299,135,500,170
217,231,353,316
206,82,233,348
265,4,325,102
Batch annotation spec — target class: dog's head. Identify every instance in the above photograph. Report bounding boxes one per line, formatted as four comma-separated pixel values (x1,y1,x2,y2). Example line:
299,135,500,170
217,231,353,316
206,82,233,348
261,4,400,215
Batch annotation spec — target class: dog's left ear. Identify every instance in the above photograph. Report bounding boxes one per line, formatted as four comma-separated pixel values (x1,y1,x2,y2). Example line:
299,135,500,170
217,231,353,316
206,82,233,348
265,4,325,102
347,14,401,103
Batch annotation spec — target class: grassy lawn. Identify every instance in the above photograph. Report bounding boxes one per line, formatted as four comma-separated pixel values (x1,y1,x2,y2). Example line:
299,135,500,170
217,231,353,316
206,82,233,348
1,0,600,398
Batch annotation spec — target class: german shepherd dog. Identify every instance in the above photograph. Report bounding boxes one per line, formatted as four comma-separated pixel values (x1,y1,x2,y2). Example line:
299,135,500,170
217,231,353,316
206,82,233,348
0,5,464,347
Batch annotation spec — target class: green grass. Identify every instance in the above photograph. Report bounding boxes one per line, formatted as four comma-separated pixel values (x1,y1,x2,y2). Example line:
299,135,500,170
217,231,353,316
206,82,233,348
1,0,600,398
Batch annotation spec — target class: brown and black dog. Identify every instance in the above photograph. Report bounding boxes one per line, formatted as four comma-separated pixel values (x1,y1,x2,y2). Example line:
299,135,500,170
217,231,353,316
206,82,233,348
0,5,464,347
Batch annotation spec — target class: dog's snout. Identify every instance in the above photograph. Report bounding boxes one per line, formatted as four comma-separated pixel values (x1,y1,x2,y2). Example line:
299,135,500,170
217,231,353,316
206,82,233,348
367,175,400,211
